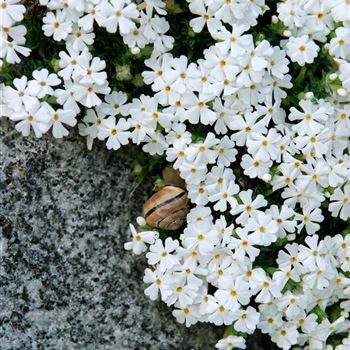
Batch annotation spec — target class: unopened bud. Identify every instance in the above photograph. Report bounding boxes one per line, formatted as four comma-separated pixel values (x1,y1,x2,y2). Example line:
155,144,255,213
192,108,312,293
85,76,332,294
287,234,296,241
262,173,272,182
51,58,60,72
271,15,279,24
329,73,338,81
283,30,292,37
136,216,146,226
133,163,143,175
131,46,140,55
337,88,348,97
116,64,132,81
340,310,349,318
305,92,314,99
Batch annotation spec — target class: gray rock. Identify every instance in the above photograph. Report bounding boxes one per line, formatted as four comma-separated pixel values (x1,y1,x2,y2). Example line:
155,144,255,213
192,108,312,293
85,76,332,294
0,119,223,350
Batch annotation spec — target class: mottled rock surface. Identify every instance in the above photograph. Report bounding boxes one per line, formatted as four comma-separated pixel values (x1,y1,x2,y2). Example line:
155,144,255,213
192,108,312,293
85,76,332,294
0,120,223,350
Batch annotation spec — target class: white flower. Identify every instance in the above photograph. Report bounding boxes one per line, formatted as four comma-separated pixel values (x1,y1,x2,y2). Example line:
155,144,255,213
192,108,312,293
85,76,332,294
268,46,290,79
74,56,107,86
142,131,168,155
66,25,95,52
208,180,239,212
4,76,37,112
97,116,130,150
246,128,282,162
215,335,246,350
329,27,350,59
40,105,77,139
28,69,61,98
187,132,219,165
165,123,192,148
267,205,296,238
72,81,110,107
10,102,47,137
339,61,350,92
101,0,139,34
331,0,350,22
255,276,281,304
146,237,180,272
208,302,236,326
271,325,299,350
165,282,199,307
231,190,267,225
295,207,324,235
183,92,217,125
214,277,252,311
143,268,172,301
286,36,319,66
0,38,31,64
124,224,157,255
277,1,305,28
78,2,106,31
277,291,307,318
229,228,260,262
172,304,199,327
42,11,72,41
78,107,107,150
216,136,237,167
298,235,326,271
179,162,207,185
187,184,209,206
289,99,329,136
246,212,278,246
101,91,128,116
0,0,25,27
233,306,260,334
241,154,272,179
329,185,350,221
181,220,219,255
55,80,80,114
189,0,222,35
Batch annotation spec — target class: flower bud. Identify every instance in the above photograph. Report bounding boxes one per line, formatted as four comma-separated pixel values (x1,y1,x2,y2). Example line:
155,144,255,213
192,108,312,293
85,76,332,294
133,163,143,175
271,15,278,24
337,88,348,97
133,74,144,88
116,64,132,81
136,216,146,226
262,173,272,182
51,58,60,72
131,46,140,55
329,73,338,81
340,310,349,318
305,92,314,99
287,234,296,241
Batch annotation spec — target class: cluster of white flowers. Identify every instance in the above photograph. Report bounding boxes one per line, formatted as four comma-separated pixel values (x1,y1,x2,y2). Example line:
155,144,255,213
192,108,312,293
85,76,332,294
1,0,350,349
40,0,173,54
0,0,30,65
127,218,350,350
1,0,174,137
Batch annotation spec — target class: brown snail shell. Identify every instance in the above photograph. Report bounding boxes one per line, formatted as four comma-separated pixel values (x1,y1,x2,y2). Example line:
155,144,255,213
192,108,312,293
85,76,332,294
162,164,186,189
143,186,189,231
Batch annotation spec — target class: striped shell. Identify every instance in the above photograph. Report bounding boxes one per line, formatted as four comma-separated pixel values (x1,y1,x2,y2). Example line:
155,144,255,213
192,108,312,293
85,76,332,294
143,186,189,231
